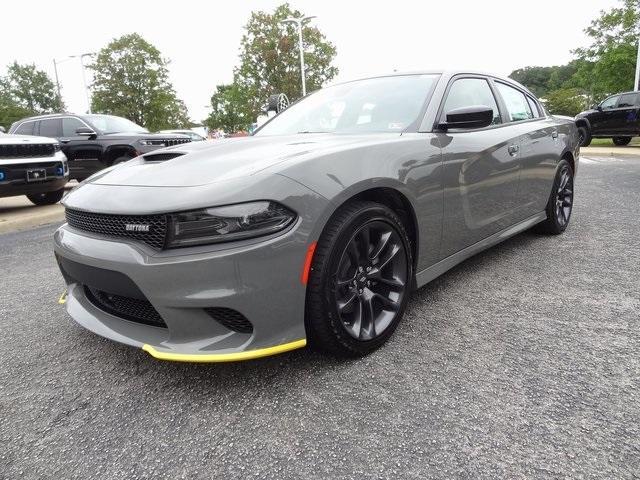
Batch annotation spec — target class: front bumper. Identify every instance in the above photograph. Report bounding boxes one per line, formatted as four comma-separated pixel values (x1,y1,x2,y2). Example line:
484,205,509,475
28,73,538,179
53,176,329,362
0,152,68,198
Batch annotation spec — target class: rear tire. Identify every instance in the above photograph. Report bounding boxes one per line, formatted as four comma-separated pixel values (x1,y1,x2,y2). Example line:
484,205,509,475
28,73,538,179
612,136,632,146
535,160,574,235
306,201,413,357
26,188,64,206
577,126,591,147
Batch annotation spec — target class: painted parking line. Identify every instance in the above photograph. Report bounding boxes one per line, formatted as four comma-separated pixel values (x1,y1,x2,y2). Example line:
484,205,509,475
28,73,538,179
580,156,627,164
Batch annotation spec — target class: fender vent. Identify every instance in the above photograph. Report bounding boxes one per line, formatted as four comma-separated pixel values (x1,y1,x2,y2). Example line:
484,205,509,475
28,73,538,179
204,308,253,334
143,152,185,162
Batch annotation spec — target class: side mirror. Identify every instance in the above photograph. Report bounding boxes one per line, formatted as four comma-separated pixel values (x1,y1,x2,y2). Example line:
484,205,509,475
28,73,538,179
76,127,97,137
592,104,601,111
439,105,494,130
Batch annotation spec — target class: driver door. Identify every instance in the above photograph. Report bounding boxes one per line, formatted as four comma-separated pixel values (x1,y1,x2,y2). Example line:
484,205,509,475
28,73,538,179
435,76,522,258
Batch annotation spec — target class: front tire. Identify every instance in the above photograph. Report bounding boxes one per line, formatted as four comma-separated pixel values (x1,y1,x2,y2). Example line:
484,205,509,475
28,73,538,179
577,126,591,147
306,201,413,357
612,136,632,146
26,188,65,206
535,160,574,235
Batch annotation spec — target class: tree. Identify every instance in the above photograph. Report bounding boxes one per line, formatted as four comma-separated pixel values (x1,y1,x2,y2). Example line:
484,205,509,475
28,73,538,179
0,62,63,127
90,33,191,131
572,0,640,100
509,62,583,98
544,88,588,117
205,84,253,132
205,3,338,129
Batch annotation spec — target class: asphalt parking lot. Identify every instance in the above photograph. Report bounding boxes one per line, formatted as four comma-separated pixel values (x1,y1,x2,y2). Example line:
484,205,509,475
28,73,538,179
1,155,639,479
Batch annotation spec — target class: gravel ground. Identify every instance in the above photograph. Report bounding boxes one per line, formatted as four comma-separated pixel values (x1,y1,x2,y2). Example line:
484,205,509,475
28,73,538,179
1,156,639,479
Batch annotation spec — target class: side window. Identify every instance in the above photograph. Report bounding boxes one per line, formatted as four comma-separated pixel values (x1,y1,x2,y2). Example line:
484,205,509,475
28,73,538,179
14,121,34,135
39,118,62,138
526,96,541,118
617,93,637,108
496,83,533,122
62,117,86,136
442,78,501,125
600,95,619,110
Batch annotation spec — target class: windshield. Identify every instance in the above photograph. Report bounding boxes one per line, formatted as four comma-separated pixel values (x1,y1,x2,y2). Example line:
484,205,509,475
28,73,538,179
84,115,148,134
255,74,439,136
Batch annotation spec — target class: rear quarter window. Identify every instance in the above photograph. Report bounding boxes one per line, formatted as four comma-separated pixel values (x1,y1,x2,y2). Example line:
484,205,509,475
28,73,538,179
14,121,35,135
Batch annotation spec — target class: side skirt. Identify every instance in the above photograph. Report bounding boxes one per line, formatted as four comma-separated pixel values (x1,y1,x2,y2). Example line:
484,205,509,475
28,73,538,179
415,212,546,289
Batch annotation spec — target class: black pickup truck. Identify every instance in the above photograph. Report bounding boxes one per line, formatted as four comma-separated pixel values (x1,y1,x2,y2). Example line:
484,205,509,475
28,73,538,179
9,114,191,181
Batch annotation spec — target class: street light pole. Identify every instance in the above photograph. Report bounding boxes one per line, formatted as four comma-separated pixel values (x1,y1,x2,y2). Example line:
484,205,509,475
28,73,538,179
281,15,316,97
52,59,61,100
635,35,640,91
72,53,94,114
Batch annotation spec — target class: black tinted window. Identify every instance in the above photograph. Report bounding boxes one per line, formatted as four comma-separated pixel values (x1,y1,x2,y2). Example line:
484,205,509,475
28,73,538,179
39,119,62,137
14,121,34,135
62,117,86,136
617,93,637,108
443,78,501,125
600,96,619,109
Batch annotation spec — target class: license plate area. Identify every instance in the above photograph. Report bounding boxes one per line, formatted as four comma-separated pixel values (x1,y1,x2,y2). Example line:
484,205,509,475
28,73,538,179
26,168,47,182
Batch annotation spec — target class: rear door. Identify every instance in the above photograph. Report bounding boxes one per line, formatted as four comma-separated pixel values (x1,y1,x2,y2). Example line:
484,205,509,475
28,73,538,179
612,92,640,136
436,76,522,257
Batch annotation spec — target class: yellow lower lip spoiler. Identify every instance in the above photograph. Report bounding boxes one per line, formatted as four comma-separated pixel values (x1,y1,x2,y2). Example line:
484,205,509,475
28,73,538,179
58,290,68,304
142,339,307,363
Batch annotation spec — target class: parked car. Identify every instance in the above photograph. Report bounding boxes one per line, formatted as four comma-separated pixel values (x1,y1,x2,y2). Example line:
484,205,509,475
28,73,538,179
9,114,191,181
54,71,579,362
575,91,640,146
0,131,69,205
157,129,206,142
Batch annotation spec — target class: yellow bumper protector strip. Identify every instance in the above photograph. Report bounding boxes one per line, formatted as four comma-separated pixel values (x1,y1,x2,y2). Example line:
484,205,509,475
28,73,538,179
142,338,307,363
58,290,68,304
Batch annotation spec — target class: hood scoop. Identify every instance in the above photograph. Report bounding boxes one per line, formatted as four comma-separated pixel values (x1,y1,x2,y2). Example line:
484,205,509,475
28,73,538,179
143,152,185,162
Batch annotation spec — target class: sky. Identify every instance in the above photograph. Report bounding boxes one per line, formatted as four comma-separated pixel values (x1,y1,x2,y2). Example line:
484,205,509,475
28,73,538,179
0,0,621,124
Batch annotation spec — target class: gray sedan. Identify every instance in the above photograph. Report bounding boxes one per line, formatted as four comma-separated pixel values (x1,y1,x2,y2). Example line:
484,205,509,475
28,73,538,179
54,71,579,362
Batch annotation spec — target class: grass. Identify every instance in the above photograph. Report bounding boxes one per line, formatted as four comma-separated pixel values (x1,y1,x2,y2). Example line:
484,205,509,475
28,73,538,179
588,137,640,146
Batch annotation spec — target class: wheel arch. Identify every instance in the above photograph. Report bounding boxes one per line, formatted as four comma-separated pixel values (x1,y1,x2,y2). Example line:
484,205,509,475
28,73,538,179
104,144,138,165
311,181,420,283
575,117,590,131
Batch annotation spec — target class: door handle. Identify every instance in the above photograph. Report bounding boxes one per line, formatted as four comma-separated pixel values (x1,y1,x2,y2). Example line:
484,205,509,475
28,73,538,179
551,130,558,139
508,144,519,156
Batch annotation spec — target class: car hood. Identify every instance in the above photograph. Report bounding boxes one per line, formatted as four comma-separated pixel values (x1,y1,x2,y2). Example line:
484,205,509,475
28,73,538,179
576,109,598,118
0,134,57,145
88,133,399,187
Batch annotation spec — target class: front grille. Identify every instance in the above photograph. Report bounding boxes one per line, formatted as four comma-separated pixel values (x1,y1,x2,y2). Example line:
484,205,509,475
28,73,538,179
85,286,167,328
65,209,167,249
0,143,55,158
163,138,191,147
205,308,253,334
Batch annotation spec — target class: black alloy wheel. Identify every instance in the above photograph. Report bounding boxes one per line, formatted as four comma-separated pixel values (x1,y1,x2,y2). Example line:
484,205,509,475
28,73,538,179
554,163,574,229
535,159,574,235
306,201,413,356
334,220,408,341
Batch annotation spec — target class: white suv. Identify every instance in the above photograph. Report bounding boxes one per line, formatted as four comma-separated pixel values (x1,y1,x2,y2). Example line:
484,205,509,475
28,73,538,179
0,131,69,205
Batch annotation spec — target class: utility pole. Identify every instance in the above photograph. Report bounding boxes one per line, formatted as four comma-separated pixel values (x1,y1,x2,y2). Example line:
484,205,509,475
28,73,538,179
71,53,95,114
280,15,316,97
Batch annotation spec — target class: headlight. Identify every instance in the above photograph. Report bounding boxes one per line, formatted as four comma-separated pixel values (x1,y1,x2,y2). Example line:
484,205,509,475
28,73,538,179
166,201,296,248
139,139,166,146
